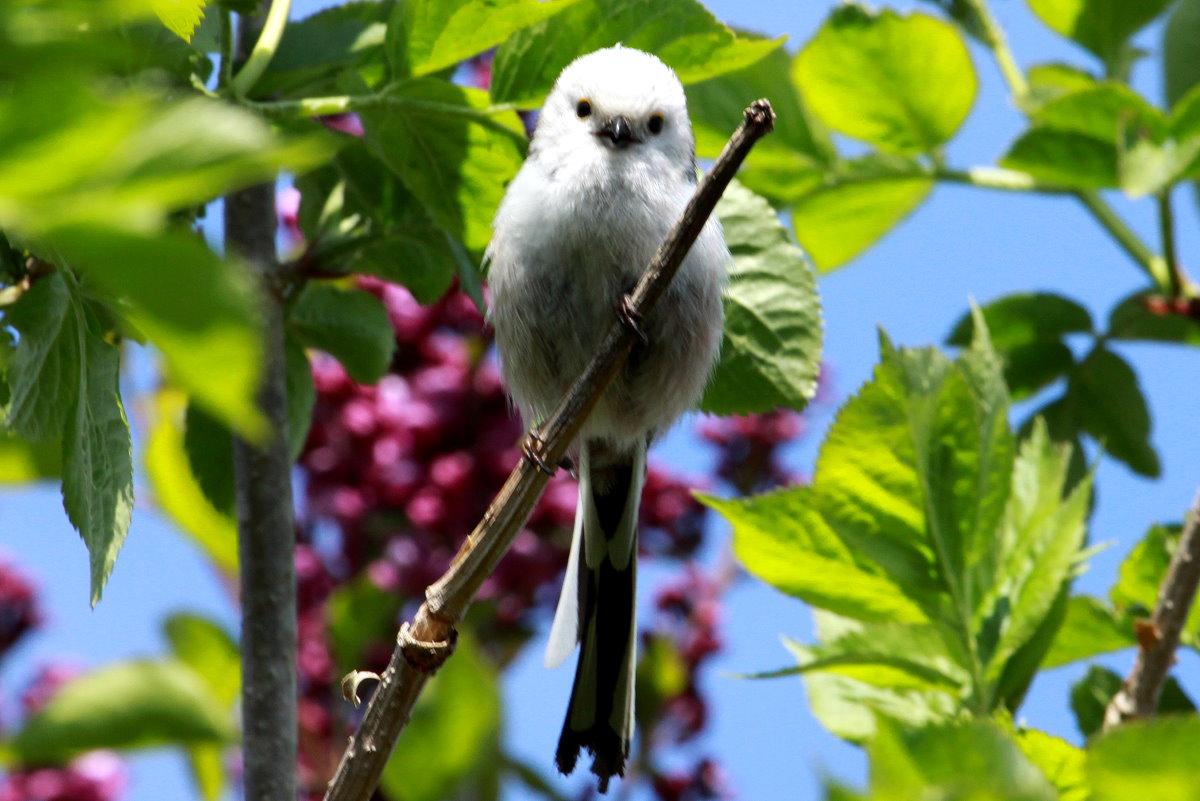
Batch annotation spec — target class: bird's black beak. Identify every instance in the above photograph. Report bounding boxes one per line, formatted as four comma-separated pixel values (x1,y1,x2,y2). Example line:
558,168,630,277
597,116,638,148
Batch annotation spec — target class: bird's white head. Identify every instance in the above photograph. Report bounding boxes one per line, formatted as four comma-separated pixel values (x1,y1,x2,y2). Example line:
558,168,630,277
531,46,695,174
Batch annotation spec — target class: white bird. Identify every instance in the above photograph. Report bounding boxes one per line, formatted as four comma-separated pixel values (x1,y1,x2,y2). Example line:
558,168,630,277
486,46,728,792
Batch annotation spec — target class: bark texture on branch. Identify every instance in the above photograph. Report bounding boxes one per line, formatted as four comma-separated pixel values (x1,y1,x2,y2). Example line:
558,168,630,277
1103,489,1200,731
227,12,298,798
321,99,776,801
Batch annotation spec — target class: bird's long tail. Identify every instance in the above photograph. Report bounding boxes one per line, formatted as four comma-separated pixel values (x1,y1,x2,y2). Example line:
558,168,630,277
545,439,644,793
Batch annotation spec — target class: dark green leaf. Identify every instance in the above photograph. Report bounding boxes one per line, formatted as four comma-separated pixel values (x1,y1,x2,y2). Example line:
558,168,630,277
1070,664,1121,737
1087,716,1200,800
1002,341,1075,401
389,0,585,77
947,292,1093,348
688,44,834,165
327,575,403,674
489,0,781,107
1165,0,1200,111
360,79,525,252
701,181,822,415
8,274,133,604
255,1,391,98
184,401,235,516
1069,346,1159,476
1027,0,1173,68
790,155,933,271
288,283,394,384
795,6,977,154
1107,291,1200,346
11,660,234,762
379,635,501,801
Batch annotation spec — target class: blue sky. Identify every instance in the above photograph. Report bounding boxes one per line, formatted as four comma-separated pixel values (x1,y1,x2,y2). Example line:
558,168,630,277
4,2,1200,800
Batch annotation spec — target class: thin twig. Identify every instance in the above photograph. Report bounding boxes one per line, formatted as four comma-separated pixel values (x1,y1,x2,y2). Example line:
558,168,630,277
320,99,775,801
1159,190,1186,299
1103,490,1200,731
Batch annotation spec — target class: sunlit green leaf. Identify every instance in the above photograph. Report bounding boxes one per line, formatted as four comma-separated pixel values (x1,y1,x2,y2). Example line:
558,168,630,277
1041,595,1133,669
1087,716,1200,800
164,612,240,707
360,79,525,252
11,660,234,762
795,6,976,155
1001,128,1118,188
1027,0,1173,67
1110,523,1200,648
701,181,822,415
870,719,1057,801
791,156,933,271
389,0,585,77
145,389,237,573
1014,728,1088,801
490,0,781,107
151,0,206,41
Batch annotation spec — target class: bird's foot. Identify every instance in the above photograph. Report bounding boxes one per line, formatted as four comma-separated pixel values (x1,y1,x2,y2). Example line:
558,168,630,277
522,432,556,476
617,294,648,345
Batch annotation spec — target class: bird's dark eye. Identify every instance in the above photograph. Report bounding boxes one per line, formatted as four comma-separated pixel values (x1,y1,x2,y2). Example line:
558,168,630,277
576,99,592,118
648,113,665,134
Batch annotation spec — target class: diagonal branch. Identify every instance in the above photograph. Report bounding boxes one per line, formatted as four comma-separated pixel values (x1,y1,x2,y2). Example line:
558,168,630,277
1104,489,1200,731
321,99,775,801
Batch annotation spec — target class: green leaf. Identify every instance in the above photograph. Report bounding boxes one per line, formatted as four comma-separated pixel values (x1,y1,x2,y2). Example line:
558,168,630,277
1069,346,1159,477
1000,342,1076,401
800,667,960,743
389,0,585,77
184,401,235,516
1026,62,1097,112
7,274,133,604
947,293,1093,349
1087,716,1200,800
1030,84,1168,143
1166,0,1200,114
489,0,781,107
145,390,237,573
288,283,395,385
1108,291,1200,346
1014,728,1088,801
870,719,1057,801
709,489,932,625
1110,523,1200,648
700,181,822,415
795,6,977,155
360,79,525,252
791,156,933,271
1062,666,1196,739
1001,128,1119,188
982,420,1090,683
357,227,467,304
256,1,391,98
0,88,330,237
379,635,501,801
186,744,227,801
1027,0,1173,68
151,0,206,41
327,575,403,674
0,430,61,482
11,659,234,763
688,44,834,165
785,621,970,691
45,225,266,439
163,612,240,707
1041,595,1134,668
635,634,689,727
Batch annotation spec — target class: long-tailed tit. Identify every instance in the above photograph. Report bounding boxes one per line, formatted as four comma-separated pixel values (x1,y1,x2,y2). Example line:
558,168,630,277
487,45,728,792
